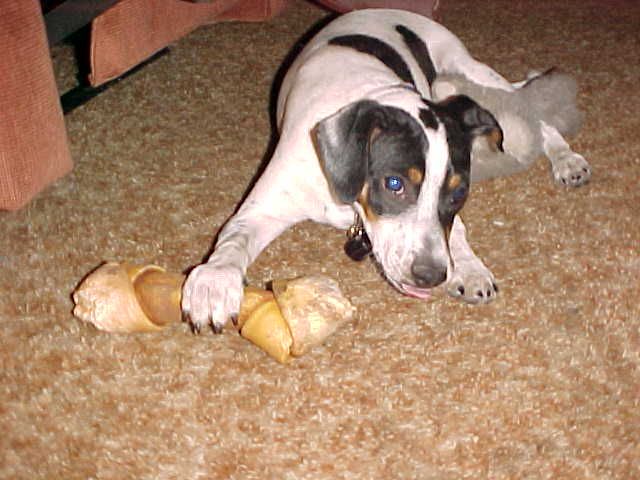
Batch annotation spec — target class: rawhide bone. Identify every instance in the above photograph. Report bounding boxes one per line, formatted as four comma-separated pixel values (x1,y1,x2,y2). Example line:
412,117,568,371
72,262,355,363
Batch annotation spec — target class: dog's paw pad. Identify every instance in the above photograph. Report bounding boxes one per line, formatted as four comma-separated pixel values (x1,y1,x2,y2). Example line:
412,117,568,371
447,264,498,305
553,152,592,187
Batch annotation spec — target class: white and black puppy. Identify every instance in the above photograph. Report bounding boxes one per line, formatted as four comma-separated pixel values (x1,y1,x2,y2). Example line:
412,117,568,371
182,9,590,333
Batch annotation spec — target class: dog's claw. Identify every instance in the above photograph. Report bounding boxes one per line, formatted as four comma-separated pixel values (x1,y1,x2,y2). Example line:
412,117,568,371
190,320,202,335
181,262,245,336
211,322,224,334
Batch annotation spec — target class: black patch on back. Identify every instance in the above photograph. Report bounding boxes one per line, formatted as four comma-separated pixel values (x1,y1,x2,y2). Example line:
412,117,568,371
419,108,439,130
395,25,437,87
329,35,415,87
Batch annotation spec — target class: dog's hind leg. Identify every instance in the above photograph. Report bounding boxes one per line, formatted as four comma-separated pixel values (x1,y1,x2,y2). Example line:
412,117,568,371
540,120,591,187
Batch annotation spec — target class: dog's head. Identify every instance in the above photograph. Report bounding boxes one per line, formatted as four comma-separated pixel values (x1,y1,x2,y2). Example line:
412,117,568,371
312,94,502,298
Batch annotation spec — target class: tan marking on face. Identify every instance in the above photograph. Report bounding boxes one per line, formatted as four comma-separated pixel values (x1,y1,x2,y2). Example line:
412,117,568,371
448,174,462,190
407,167,423,185
369,126,383,145
357,184,378,222
487,128,503,152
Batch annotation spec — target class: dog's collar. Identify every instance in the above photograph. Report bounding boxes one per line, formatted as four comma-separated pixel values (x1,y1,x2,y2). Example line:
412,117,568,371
344,213,372,261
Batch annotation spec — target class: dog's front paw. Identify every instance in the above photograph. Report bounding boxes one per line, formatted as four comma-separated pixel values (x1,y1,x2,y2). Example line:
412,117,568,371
447,257,498,304
552,151,591,187
181,263,244,334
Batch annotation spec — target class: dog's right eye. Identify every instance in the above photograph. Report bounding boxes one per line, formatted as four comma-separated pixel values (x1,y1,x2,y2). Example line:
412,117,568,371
384,176,405,195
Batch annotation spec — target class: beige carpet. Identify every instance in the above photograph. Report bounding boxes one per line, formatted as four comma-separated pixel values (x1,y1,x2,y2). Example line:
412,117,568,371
2,1,639,478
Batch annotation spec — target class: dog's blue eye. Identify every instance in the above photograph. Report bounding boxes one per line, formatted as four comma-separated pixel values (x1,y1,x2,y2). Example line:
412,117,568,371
384,176,404,194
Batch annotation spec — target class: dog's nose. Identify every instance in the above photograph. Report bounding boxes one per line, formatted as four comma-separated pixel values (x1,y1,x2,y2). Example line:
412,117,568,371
411,259,447,288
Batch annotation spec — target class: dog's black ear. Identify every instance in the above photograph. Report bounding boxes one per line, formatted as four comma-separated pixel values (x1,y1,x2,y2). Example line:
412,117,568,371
435,94,504,151
311,100,385,204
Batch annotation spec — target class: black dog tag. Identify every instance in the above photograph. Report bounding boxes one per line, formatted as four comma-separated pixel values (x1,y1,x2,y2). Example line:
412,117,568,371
344,216,372,261
344,233,372,261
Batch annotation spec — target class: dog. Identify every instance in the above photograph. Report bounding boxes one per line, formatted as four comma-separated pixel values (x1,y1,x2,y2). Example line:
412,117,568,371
182,9,591,333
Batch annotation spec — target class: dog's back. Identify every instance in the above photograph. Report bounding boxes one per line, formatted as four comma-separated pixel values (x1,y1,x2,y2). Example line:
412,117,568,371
276,9,467,133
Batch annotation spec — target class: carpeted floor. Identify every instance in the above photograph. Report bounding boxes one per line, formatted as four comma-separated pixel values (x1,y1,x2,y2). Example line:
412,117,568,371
2,1,639,478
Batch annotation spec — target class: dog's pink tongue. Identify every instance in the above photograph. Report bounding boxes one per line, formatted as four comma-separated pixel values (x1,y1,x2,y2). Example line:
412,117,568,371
401,284,432,300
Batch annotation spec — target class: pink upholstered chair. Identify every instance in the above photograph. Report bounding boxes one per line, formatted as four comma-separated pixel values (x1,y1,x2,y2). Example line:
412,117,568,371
1,0,439,211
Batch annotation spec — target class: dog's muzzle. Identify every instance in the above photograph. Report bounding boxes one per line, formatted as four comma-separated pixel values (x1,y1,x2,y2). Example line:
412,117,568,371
410,258,448,288
344,214,442,300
